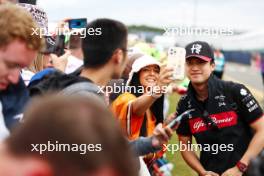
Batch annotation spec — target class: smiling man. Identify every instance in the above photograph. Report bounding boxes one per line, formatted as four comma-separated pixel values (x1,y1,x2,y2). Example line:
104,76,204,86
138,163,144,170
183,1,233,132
0,4,43,139
176,41,264,176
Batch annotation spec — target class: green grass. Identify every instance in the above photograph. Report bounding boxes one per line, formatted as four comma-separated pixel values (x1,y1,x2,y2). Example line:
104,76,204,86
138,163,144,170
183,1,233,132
165,94,197,176
165,134,197,176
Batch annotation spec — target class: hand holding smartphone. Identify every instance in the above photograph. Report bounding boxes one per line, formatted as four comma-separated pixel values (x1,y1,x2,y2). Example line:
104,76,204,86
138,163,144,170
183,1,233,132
166,109,195,130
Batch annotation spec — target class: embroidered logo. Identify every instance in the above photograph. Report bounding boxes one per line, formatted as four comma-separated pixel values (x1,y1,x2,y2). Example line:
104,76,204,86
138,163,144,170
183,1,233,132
218,102,226,107
240,88,247,96
191,44,202,54
189,111,238,134
214,95,226,101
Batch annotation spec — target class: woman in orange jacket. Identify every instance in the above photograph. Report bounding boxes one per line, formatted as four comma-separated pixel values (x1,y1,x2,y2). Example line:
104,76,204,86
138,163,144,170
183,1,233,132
112,54,174,140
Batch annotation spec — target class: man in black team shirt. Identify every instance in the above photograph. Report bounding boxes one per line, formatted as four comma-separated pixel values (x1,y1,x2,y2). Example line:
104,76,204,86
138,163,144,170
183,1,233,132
176,41,264,176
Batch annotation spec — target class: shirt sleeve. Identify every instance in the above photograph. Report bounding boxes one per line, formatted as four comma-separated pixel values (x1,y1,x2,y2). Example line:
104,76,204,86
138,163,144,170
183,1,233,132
176,96,192,136
231,83,263,124
129,137,160,156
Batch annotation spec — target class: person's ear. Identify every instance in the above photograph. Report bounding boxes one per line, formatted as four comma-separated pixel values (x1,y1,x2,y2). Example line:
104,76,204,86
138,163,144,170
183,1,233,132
210,61,215,71
112,49,123,65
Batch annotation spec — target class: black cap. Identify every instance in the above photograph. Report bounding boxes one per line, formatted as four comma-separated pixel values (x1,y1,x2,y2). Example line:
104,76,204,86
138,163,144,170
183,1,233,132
41,36,56,54
185,41,214,62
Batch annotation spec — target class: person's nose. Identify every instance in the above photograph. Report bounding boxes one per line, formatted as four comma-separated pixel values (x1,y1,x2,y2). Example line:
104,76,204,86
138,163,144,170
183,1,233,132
45,61,54,68
7,68,20,84
190,63,200,71
149,69,156,75
46,57,54,68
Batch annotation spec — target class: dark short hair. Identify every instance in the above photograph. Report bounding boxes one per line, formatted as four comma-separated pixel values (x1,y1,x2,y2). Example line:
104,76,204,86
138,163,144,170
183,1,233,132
6,95,137,176
82,18,127,68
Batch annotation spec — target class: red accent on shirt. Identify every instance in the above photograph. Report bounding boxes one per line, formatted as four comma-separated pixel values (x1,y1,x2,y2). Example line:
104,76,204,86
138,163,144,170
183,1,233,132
189,111,238,134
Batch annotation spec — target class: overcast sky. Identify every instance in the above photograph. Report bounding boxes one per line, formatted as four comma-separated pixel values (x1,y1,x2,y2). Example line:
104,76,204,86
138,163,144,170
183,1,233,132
38,0,264,31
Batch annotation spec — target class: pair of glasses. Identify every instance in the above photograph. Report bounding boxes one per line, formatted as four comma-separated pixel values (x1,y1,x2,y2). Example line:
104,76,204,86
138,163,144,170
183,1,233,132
202,111,219,130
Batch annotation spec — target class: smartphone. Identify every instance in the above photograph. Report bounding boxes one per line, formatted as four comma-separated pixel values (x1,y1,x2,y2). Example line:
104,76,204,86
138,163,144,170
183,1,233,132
68,18,87,29
167,47,186,80
166,109,194,130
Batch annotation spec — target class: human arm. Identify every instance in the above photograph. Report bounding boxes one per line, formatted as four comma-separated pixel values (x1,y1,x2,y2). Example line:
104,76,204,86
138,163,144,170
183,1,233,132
179,135,219,176
129,123,173,156
131,66,174,116
222,115,264,176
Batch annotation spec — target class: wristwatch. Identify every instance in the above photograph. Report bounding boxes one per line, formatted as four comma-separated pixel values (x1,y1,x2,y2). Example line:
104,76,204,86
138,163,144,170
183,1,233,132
236,161,248,173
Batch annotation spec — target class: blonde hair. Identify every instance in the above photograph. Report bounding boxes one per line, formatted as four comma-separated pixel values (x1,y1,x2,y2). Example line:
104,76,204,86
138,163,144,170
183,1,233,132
27,53,44,73
0,4,44,50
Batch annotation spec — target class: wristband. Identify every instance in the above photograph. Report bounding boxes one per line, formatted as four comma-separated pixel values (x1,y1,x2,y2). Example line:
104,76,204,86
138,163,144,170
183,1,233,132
236,161,248,173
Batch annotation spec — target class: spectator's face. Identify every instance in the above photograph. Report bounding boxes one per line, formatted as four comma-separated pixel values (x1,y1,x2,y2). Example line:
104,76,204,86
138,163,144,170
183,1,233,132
185,57,215,84
0,40,37,90
139,64,160,88
43,54,54,69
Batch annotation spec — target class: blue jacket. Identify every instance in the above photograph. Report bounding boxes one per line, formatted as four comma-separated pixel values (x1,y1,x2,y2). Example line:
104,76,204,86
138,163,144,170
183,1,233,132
0,76,29,129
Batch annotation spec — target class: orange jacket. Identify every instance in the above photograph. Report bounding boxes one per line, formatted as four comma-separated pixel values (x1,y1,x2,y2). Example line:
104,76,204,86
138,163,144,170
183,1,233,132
111,92,156,140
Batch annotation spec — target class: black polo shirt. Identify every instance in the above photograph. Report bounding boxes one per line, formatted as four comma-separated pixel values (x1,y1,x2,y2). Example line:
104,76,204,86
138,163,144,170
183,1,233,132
176,75,263,174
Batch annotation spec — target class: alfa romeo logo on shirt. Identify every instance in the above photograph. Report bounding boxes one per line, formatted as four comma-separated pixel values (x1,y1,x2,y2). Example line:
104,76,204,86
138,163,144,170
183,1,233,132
240,88,247,96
